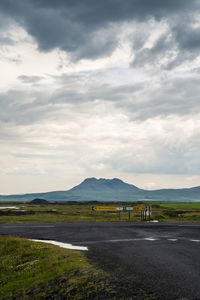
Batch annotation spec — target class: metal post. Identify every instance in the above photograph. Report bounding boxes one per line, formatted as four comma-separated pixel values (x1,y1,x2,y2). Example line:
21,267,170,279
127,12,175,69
128,210,130,222
119,211,120,221
94,211,96,222
149,206,151,222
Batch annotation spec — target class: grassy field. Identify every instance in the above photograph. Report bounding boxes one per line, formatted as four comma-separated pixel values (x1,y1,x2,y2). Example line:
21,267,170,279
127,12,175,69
0,201,200,223
0,236,155,299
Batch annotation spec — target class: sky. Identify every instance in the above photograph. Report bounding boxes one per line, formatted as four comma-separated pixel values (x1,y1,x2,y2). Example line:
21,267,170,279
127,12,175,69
1,0,200,194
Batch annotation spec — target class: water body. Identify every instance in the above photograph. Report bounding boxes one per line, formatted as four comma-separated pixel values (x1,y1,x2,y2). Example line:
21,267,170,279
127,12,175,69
0,206,19,209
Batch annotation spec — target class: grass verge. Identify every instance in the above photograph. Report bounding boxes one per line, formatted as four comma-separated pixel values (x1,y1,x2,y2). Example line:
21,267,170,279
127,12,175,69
0,236,155,299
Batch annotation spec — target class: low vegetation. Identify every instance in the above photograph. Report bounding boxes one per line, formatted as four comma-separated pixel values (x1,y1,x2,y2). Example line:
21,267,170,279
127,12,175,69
0,201,200,223
0,236,155,299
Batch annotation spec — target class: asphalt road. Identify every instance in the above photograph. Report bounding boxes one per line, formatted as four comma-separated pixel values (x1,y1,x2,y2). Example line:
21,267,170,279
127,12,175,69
1,222,200,300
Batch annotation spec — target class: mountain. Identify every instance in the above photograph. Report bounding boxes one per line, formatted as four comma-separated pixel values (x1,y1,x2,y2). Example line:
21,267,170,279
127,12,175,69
1,177,200,202
70,177,140,192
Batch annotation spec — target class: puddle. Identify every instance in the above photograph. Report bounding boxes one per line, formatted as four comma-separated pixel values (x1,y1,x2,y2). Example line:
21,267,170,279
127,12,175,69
29,239,88,251
0,206,20,209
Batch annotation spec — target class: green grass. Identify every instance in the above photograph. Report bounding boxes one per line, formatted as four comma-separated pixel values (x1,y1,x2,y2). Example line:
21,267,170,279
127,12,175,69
0,236,155,299
0,236,96,299
156,202,200,209
151,202,200,222
0,202,200,223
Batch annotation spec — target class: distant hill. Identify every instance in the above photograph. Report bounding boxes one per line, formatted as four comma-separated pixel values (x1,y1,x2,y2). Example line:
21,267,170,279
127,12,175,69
1,177,200,202
30,198,49,205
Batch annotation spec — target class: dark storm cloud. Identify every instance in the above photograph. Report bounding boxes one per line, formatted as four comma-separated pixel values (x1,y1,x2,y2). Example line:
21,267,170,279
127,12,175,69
0,12,16,45
0,0,199,61
132,14,200,69
173,22,200,51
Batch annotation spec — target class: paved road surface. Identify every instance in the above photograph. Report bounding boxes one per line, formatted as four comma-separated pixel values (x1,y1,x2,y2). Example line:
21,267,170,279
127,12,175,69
1,222,200,300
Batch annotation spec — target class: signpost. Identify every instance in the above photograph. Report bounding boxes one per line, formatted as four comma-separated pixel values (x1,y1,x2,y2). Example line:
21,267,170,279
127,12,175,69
92,206,123,220
92,206,151,222
92,206,119,211
133,206,147,211
146,206,151,222
126,207,133,221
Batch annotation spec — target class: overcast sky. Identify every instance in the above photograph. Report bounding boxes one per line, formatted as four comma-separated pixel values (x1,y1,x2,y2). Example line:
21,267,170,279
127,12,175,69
1,0,200,194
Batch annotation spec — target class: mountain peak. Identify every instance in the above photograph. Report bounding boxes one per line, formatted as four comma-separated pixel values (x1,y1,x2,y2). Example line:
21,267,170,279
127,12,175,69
111,178,123,183
71,177,140,192
82,177,97,183
83,177,123,183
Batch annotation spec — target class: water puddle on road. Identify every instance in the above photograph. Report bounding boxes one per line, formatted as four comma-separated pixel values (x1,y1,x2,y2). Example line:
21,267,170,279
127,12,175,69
29,239,88,251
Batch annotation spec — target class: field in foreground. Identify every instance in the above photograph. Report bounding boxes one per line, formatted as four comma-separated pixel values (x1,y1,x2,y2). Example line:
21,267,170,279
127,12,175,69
0,202,200,223
0,236,154,300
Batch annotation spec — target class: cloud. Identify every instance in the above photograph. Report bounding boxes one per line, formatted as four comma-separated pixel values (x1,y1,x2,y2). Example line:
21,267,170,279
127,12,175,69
18,75,44,84
1,71,200,129
0,71,200,184
131,14,200,70
131,26,176,68
0,0,199,63
126,77,200,120
173,22,200,51
0,36,14,45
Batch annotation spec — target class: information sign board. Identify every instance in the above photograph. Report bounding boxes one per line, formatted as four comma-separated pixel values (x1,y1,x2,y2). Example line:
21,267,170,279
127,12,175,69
133,206,147,211
125,207,133,211
92,206,147,211
92,206,117,211
116,207,123,211
92,205,151,221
